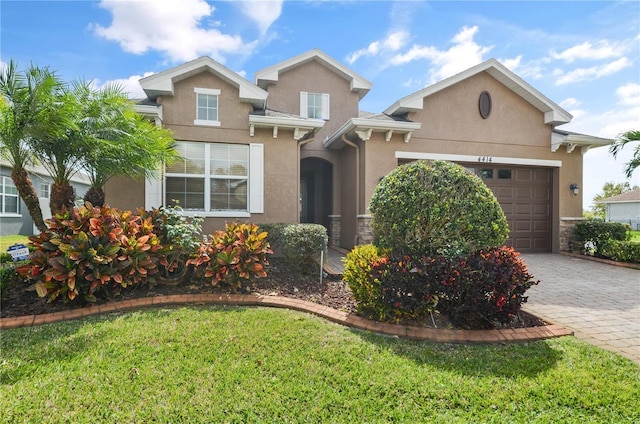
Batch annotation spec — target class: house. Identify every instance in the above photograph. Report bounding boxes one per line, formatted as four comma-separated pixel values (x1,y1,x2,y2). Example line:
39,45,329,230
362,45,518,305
0,161,90,236
105,49,611,253
598,189,640,230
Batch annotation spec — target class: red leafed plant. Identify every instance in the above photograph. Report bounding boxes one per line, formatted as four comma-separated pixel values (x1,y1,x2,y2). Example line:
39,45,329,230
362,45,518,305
187,222,272,290
17,203,162,302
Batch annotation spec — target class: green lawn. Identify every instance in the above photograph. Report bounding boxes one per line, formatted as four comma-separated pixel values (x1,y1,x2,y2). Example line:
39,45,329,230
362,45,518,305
0,235,29,253
1,307,638,423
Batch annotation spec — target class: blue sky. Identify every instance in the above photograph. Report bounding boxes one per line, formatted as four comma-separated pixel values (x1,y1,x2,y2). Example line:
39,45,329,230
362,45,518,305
1,0,639,209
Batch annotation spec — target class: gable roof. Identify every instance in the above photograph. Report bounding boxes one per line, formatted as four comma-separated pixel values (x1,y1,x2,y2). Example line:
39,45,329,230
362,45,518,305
139,56,268,108
384,58,572,126
255,48,372,99
598,188,640,204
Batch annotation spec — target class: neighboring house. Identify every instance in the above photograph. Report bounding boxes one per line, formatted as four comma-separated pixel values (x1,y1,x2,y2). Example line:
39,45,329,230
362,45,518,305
105,49,611,253
0,161,90,236
598,189,640,230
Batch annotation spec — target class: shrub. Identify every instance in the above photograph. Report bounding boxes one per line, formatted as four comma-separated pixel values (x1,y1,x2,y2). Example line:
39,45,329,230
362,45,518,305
17,203,162,302
369,160,509,255
342,244,387,319
437,247,538,329
369,253,444,322
599,240,640,263
282,224,328,274
187,222,272,290
142,205,203,276
258,223,288,255
572,220,630,257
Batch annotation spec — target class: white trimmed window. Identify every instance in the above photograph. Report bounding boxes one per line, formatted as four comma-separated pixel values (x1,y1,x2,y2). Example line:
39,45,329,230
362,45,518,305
300,92,330,120
164,141,263,217
0,176,20,215
40,182,51,198
194,87,220,126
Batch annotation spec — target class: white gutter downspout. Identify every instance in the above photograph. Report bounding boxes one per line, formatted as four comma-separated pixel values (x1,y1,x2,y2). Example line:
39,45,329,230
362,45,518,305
341,135,360,216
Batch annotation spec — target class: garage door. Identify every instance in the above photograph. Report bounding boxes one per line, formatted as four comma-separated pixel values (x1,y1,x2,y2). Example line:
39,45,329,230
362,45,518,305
466,165,552,252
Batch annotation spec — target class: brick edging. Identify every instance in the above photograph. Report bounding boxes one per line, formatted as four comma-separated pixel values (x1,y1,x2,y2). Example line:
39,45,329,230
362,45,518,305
0,294,573,343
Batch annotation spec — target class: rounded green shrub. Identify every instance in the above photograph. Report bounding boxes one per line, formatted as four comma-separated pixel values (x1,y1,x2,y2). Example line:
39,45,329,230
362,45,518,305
369,160,509,255
342,244,387,319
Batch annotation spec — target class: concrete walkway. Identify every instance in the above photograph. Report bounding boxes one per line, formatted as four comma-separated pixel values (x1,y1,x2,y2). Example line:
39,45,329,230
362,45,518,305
326,249,639,364
521,254,639,364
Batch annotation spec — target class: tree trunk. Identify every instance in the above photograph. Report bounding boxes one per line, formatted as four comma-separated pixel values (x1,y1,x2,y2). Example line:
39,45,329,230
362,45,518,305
10,167,47,232
83,186,105,207
50,181,76,215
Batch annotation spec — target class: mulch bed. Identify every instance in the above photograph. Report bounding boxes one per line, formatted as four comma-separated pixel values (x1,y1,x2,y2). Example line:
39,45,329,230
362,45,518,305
0,257,547,329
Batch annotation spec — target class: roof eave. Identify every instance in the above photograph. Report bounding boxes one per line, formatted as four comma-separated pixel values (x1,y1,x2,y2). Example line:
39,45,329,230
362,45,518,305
384,58,572,125
324,118,422,149
140,56,268,108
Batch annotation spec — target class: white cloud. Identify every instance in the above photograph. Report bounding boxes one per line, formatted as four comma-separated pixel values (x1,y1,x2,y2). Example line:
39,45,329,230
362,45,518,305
98,72,156,99
236,1,283,35
499,55,522,72
92,0,253,63
554,57,632,86
550,40,628,63
346,30,409,64
391,26,493,83
616,82,640,106
559,97,581,109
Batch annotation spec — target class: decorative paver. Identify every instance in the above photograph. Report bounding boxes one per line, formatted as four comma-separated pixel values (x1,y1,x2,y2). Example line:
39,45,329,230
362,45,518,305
0,292,572,344
522,253,640,364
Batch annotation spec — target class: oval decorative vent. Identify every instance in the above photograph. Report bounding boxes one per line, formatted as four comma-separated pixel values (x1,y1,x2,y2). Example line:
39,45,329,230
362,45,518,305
479,91,492,119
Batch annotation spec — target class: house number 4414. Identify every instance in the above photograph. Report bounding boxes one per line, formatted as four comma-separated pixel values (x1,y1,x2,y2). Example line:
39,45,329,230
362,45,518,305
477,156,493,163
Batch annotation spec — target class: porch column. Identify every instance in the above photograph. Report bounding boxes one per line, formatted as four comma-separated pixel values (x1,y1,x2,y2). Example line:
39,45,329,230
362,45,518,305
328,215,341,247
357,214,374,245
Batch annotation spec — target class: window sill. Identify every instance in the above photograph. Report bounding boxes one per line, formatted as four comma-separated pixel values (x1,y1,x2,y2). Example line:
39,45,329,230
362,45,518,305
194,120,221,127
180,210,250,219
0,214,22,218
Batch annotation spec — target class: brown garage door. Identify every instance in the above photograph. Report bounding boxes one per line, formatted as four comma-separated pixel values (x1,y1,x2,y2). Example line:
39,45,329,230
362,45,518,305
467,165,551,252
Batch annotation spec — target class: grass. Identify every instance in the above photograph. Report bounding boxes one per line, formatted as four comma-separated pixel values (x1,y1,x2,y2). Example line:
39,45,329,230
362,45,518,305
629,230,640,242
1,307,638,423
0,235,29,253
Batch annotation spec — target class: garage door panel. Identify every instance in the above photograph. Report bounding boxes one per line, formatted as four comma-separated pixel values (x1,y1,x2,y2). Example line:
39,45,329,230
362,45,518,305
515,220,532,231
534,219,549,231
533,204,549,216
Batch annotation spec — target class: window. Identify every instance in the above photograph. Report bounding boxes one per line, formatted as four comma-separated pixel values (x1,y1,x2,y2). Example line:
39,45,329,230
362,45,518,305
498,169,512,179
300,92,330,120
40,182,51,198
479,168,493,179
0,176,20,215
194,87,220,126
164,141,263,216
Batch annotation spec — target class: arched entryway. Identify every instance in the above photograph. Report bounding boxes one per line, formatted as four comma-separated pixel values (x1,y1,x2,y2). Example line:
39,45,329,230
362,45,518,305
300,157,333,230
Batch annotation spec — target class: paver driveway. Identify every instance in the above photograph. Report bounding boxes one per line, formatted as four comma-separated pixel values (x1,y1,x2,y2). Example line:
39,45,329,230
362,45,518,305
521,254,639,364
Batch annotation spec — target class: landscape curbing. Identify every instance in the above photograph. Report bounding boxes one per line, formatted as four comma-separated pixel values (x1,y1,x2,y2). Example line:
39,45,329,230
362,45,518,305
0,293,574,343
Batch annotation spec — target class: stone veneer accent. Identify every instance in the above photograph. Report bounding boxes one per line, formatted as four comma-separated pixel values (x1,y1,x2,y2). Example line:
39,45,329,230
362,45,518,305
357,214,373,245
328,215,341,247
560,217,586,252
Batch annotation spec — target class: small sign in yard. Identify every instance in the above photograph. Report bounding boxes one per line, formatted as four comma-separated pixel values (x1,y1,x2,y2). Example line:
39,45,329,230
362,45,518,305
7,244,30,262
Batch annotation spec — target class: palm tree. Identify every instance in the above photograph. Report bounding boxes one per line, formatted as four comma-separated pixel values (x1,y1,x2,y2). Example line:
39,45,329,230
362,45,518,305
610,130,639,178
82,108,177,207
48,80,178,208
0,60,68,231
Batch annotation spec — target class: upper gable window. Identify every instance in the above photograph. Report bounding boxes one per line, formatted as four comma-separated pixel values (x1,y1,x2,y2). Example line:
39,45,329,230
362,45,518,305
194,87,221,127
300,92,330,120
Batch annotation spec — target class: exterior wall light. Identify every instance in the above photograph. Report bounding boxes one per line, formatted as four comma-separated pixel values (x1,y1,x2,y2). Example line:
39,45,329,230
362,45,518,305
570,183,580,196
